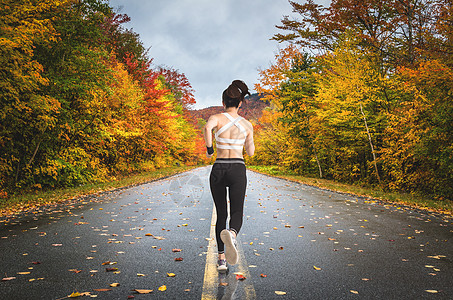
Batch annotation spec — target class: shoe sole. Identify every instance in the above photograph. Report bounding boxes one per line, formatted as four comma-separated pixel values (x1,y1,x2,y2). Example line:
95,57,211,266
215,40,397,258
220,229,238,265
217,265,228,273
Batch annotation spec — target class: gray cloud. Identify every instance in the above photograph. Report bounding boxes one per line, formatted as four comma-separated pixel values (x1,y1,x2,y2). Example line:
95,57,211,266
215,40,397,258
109,0,329,108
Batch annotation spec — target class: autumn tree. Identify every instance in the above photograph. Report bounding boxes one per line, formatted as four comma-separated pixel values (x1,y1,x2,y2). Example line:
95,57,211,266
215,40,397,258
381,60,453,198
0,0,205,195
0,0,69,190
313,33,390,184
274,0,442,66
259,0,453,199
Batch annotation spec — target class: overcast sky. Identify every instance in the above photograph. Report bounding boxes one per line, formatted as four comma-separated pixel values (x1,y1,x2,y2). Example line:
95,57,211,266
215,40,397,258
108,0,330,109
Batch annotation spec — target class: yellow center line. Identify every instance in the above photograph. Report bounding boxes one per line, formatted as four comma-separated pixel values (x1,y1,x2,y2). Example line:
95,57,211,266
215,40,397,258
236,241,256,299
201,205,256,299
201,206,219,300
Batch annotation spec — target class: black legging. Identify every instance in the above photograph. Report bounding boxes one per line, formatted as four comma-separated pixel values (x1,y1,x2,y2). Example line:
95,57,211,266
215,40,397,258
209,159,247,253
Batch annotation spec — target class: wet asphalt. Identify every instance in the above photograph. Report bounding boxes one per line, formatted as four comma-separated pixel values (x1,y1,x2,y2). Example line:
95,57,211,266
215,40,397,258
0,166,452,299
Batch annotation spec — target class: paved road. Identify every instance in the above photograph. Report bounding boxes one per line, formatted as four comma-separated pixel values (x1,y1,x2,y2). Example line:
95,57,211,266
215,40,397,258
0,166,452,299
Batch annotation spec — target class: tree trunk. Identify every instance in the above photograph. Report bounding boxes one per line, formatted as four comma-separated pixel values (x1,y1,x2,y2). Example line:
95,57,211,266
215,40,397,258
28,140,42,166
15,160,21,185
359,103,381,184
313,146,323,178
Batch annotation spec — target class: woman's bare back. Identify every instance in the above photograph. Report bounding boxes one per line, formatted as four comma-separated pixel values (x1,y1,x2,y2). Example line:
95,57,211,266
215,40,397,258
213,112,254,158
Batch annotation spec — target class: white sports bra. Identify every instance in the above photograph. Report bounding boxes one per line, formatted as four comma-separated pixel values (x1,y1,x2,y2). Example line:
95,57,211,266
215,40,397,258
215,113,247,150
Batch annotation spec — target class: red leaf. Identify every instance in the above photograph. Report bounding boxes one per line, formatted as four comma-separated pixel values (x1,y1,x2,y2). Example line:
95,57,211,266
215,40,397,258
236,274,246,280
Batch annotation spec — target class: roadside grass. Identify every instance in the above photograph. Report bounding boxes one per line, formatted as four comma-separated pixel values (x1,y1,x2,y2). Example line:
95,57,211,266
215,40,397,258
248,165,452,215
0,165,199,217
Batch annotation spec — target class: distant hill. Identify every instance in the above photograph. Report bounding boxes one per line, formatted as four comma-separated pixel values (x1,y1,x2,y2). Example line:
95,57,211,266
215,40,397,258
189,93,269,121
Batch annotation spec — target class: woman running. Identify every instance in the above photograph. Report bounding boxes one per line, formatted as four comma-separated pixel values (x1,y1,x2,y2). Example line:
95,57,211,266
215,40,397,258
203,80,255,272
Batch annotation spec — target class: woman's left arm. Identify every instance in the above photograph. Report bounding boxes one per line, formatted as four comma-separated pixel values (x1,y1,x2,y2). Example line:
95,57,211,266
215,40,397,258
244,120,255,157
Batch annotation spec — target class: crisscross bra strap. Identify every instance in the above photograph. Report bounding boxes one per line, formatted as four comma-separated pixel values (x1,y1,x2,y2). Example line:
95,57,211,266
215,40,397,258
215,113,247,150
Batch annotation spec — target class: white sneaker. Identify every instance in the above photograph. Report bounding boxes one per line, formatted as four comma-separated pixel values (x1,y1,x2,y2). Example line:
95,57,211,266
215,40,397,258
217,259,228,273
220,229,238,265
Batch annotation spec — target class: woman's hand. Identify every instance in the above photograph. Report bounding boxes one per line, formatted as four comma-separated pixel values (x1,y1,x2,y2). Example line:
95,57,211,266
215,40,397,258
206,145,214,158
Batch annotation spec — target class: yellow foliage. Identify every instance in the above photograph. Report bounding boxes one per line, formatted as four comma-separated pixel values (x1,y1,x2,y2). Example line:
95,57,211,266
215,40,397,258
255,44,305,107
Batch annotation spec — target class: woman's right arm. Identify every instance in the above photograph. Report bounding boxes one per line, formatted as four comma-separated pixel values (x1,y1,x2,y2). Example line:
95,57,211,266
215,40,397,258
203,115,217,158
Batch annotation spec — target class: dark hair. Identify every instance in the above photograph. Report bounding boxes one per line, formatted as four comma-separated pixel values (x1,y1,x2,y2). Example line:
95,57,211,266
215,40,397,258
222,80,251,108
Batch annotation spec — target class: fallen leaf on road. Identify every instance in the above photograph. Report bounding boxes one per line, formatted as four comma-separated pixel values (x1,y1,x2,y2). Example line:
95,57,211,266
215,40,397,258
93,289,111,292
167,273,176,277
350,290,359,294
52,244,63,247
236,274,246,280
68,292,81,298
172,249,182,252
174,257,183,261
275,291,287,295
2,277,16,281
313,266,321,270
425,290,438,293
158,285,167,292
17,272,31,275
260,274,267,278
68,291,91,298
137,273,146,277
110,283,120,287
132,289,153,294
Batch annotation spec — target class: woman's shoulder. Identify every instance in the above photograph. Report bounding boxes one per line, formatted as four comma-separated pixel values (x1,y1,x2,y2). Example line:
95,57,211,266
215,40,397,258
239,117,253,131
208,113,224,121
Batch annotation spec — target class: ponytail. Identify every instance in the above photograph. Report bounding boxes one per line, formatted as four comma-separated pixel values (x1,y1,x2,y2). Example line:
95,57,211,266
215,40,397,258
222,80,251,108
